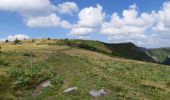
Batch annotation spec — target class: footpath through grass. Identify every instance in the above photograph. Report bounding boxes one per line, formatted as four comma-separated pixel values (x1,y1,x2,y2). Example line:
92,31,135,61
0,41,170,100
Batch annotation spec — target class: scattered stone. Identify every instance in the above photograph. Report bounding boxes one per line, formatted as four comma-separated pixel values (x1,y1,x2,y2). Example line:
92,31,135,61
63,87,78,93
89,89,107,97
41,80,52,87
32,80,52,97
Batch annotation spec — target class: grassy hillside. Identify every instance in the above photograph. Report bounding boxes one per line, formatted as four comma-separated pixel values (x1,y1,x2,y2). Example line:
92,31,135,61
149,48,170,64
56,39,154,62
56,39,170,65
0,39,170,100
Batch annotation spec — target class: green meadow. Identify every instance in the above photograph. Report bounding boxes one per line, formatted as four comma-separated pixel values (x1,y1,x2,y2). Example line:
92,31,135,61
0,39,170,100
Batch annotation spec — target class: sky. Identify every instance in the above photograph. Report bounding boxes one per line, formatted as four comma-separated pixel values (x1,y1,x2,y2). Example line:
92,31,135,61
0,0,170,48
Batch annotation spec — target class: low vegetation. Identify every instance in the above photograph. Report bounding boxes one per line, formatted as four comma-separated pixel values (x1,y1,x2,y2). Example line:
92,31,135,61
149,48,170,64
13,39,22,44
0,39,170,100
57,39,170,65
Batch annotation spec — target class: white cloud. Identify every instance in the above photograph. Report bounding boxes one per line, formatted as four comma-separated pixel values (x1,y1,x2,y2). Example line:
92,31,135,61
0,0,55,17
26,13,71,29
108,34,170,48
152,2,170,33
6,34,30,41
56,2,79,15
0,0,73,29
1,1,170,48
0,39,5,42
100,4,151,35
78,4,105,27
153,22,169,32
69,27,94,36
100,2,170,47
69,4,105,38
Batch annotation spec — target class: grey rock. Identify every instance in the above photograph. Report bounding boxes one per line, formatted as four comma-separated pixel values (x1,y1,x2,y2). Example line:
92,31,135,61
63,87,78,93
89,89,107,97
41,80,52,87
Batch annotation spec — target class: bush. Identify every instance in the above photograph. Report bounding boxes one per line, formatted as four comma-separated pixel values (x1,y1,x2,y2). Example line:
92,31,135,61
32,39,35,43
5,39,9,42
13,39,21,44
51,75,64,89
10,64,51,88
13,76,29,87
10,67,25,78
47,38,51,40
10,67,28,88
29,66,41,78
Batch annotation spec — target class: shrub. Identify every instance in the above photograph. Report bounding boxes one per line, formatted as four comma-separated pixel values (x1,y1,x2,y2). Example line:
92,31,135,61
13,76,29,87
10,67,28,88
5,39,9,42
29,66,41,78
32,39,35,43
13,39,21,44
10,63,54,89
47,38,51,40
10,67,25,78
51,75,64,89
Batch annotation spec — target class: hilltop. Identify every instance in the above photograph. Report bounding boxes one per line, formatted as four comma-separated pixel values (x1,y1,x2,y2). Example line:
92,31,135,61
55,39,170,65
0,39,170,100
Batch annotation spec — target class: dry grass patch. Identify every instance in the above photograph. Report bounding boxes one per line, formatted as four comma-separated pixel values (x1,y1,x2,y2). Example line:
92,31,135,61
140,80,170,93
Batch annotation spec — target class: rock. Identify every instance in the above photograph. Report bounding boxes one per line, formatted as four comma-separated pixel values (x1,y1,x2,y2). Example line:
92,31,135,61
89,89,107,97
32,80,52,97
41,80,52,87
63,87,78,93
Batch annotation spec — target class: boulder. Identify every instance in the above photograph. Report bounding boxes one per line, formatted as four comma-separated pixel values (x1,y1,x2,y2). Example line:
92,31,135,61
89,89,107,97
63,87,78,93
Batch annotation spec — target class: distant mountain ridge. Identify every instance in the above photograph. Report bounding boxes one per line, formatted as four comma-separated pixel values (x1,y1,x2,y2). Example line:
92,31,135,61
148,48,170,65
55,39,170,65
56,39,170,65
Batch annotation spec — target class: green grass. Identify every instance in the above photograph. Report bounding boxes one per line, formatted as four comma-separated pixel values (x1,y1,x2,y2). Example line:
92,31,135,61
55,39,155,62
57,39,112,54
149,48,170,64
0,39,170,100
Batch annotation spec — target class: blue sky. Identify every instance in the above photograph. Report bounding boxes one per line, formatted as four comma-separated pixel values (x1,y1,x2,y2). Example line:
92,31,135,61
0,0,170,48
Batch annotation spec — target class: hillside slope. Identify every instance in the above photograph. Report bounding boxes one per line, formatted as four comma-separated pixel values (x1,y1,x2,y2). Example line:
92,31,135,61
148,48,170,65
55,39,170,65
0,39,170,100
57,39,155,62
